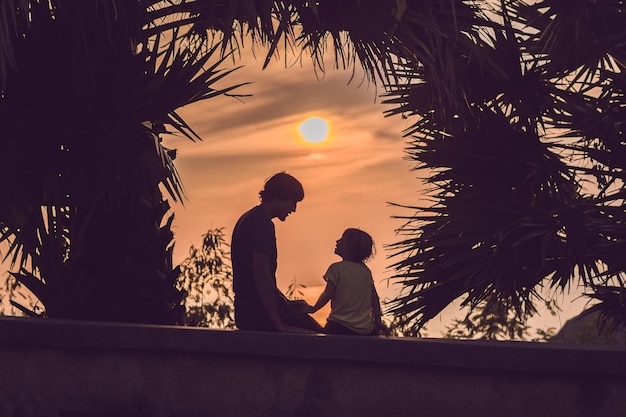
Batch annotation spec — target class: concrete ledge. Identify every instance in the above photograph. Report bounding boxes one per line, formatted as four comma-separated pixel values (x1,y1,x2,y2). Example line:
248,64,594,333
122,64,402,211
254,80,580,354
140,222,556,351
1,316,624,375
1,317,625,417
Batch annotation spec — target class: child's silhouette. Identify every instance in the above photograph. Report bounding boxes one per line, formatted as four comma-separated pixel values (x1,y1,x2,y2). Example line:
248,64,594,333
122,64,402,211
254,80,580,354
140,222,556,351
307,228,386,335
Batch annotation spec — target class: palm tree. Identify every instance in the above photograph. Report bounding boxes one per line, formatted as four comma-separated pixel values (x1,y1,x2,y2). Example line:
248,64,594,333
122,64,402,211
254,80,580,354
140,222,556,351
385,0,626,332
0,1,245,322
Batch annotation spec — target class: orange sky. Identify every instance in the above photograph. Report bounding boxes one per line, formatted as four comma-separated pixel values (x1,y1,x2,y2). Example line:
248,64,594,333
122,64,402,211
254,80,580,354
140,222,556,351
167,47,419,327
165,47,587,334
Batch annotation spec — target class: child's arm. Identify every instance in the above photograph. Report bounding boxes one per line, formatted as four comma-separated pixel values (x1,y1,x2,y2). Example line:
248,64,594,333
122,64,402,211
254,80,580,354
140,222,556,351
371,285,383,325
309,281,336,313
371,285,388,334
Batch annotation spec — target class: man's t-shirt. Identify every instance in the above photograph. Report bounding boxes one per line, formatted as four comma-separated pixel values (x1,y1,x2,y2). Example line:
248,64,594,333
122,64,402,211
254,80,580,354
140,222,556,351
231,205,280,330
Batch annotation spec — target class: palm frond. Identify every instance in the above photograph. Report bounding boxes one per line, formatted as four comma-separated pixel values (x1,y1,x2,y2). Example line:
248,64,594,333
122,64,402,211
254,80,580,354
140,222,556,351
582,285,626,334
386,0,626,331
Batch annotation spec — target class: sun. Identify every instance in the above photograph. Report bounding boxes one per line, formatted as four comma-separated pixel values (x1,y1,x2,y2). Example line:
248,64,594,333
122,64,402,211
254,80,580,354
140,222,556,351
298,117,329,143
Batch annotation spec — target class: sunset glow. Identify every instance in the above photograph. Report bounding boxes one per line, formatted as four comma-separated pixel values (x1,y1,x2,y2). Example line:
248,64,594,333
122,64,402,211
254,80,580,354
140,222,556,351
166,49,587,333
167,47,424,327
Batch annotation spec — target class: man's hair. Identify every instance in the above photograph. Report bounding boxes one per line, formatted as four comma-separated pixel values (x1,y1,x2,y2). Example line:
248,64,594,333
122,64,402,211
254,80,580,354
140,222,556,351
343,228,375,262
259,172,304,202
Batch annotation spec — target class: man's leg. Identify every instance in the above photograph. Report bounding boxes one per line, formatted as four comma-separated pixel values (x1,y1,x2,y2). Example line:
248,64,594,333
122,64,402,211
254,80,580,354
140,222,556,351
234,298,278,331
285,312,324,333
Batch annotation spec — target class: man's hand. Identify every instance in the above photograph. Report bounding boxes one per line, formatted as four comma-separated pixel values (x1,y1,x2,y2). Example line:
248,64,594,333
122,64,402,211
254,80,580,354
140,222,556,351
289,299,313,314
302,305,316,314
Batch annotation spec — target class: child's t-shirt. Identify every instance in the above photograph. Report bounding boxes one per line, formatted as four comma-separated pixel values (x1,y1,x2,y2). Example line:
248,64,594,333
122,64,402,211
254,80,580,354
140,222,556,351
324,260,374,334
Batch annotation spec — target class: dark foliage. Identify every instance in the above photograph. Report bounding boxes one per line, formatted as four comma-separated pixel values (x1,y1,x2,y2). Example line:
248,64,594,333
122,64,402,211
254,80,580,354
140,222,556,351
178,229,234,329
384,0,626,332
0,1,244,323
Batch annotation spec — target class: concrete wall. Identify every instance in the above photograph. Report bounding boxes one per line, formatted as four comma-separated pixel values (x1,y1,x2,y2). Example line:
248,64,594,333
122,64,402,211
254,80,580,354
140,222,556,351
0,317,624,417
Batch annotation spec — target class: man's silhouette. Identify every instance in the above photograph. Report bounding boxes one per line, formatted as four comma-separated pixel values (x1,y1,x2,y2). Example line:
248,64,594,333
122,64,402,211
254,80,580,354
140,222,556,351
231,172,322,333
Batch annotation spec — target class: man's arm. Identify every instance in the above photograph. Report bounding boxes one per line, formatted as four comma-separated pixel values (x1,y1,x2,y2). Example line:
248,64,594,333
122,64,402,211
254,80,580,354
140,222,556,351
252,251,310,333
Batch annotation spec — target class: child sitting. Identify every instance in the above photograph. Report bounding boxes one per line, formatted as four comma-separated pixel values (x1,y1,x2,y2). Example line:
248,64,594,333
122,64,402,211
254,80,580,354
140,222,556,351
307,228,386,335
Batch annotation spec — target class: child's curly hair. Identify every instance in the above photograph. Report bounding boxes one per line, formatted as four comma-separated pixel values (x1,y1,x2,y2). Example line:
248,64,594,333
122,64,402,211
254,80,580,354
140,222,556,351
343,228,375,262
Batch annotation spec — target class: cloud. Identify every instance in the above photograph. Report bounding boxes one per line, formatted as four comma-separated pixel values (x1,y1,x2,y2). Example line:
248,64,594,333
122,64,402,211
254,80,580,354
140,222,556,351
177,56,390,142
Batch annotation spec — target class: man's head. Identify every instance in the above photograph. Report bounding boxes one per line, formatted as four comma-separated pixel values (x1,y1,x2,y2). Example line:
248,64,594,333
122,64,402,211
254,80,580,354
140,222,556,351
259,172,304,203
260,172,304,221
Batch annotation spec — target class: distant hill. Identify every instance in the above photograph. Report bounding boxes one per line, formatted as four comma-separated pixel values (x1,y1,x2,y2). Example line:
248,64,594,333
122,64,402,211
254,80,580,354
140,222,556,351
551,310,626,345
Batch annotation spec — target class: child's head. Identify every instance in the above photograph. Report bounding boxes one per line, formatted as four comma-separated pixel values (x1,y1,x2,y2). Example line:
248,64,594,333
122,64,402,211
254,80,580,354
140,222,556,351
335,228,375,262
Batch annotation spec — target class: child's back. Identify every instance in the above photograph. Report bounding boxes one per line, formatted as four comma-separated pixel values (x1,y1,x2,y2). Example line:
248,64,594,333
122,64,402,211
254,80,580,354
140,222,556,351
324,260,375,334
